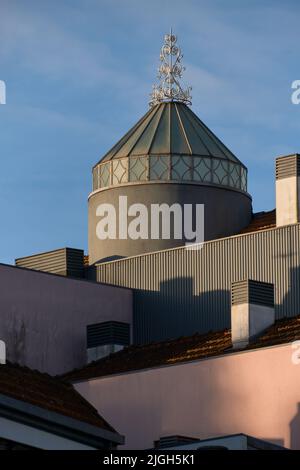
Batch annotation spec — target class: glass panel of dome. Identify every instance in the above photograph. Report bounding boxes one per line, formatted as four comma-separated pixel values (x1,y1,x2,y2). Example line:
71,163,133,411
100,162,111,188
193,157,211,182
241,167,247,192
93,166,99,190
112,159,128,185
150,156,170,180
171,156,192,181
229,163,241,189
212,159,229,185
129,157,148,182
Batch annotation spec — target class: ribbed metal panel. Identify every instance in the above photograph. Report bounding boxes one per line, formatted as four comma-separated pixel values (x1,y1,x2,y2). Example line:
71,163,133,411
276,154,300,179
15,248,84,278
96,224,300,344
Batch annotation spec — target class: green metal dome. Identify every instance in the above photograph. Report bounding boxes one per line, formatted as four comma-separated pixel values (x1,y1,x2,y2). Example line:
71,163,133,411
88,33,252,264
92,102,247,194
99,102,241,164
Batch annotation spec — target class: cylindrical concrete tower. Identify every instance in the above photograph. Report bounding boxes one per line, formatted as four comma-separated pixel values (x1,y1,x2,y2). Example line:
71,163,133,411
88,34,252,264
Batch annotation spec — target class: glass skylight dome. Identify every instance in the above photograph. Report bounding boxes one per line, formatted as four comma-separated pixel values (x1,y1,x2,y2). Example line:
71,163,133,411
92,101,247,195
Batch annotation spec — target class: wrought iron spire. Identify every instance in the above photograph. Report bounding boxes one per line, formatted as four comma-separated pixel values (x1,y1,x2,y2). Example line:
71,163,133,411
149,30,192,107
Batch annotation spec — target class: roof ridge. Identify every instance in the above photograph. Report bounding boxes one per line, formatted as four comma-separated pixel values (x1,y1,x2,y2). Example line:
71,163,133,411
62,315,300,382
178,103,213,156
186,105,242,164
174,102,193,154
97,105,158,164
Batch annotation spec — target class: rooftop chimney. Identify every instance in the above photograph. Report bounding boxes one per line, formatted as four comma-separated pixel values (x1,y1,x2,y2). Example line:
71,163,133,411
231,280,275,349
86,321,130,363
276,154,300,227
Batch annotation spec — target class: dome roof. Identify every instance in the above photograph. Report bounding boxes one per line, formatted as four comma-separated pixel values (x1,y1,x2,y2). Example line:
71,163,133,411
92,32,248,195
98,102,242,165
92,102,247,195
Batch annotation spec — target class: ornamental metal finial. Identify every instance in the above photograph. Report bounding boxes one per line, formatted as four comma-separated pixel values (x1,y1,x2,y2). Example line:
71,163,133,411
149,30,192,107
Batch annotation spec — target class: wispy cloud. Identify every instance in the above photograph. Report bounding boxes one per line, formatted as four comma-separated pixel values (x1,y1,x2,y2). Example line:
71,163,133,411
0,0,148,101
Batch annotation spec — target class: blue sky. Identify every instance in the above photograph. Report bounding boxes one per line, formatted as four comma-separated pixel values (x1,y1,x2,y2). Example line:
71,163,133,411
0,0,299,263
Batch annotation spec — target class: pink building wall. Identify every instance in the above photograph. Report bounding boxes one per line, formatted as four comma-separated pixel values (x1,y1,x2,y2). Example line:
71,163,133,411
74,343,300,449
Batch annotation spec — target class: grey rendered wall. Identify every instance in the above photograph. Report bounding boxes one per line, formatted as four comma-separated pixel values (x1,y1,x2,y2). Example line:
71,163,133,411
88,182,252,264
0,264,132,374
96,223,300,344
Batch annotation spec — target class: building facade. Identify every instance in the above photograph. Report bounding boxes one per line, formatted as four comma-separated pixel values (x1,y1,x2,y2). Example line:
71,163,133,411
7,32,300,450
96,222,300,343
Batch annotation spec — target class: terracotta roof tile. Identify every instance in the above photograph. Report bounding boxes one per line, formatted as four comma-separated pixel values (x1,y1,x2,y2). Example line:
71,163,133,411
0,362,115,432
240,209,276,234
249,315,300,349
63,330,232,381
63,315,300,382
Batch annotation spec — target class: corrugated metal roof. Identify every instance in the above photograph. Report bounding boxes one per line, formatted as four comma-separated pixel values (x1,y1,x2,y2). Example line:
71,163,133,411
97,102,241,165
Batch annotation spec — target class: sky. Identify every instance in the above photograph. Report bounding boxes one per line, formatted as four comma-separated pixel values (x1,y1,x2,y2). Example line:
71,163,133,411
0,0,300,263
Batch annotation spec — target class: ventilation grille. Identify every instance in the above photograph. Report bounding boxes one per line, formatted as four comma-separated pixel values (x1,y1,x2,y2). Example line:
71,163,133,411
232,280,274,307
87,321,130,348
276,154,300,180
154,435,200,449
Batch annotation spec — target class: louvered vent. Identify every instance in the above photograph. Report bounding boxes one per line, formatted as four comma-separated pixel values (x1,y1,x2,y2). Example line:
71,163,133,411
154,435,199,449
232,280,274,307
231,279,275,349
276,154,300,180
87,321,130,349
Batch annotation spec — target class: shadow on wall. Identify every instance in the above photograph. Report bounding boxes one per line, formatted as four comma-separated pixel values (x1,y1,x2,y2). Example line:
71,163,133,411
133,259,300,344
134,276,230,344
7,316,26,365
290,402,300,449
281,266,300,320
